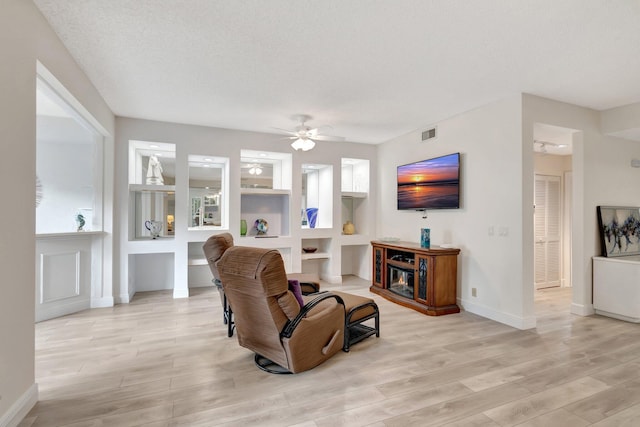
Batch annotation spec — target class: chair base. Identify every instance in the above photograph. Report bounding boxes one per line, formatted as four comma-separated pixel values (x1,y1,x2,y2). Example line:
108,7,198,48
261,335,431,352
347,323,378,350
332,292,380,352
254,354,292,374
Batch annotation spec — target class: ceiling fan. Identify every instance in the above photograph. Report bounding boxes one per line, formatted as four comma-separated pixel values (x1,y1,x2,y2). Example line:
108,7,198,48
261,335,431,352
534,139,568,153
274,114,345,151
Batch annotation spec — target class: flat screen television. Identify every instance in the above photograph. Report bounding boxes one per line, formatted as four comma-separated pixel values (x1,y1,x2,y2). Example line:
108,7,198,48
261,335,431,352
397,152,460,210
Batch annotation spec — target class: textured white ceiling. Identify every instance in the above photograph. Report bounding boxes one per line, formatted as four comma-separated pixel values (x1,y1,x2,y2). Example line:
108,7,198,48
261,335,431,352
34,0,640,144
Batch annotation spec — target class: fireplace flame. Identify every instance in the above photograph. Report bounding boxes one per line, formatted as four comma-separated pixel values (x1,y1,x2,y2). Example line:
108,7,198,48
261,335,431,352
398,275,405,285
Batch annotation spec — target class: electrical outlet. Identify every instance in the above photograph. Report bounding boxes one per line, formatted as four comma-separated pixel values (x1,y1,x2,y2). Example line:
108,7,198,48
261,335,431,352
471,287,477,297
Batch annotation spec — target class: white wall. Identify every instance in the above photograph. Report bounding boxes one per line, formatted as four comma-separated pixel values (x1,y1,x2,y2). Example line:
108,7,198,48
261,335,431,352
115,118,377,299
36,140,95,233
377,94,640,331
0,1,114,424
533,152,571,176
522,94,640,318
377,95,529,328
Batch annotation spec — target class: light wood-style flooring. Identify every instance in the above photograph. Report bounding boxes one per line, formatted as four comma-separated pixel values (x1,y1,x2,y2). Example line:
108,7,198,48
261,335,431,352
19,278,640,426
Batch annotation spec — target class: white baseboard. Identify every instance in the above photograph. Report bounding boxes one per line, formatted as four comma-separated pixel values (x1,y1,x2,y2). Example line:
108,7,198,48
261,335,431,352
188,282,215,288
36,298,90,322
595,309,640,323
0,383,38,427
321,275,343,284
173,288,189,299
571,302,595,316
115,293,131,304
459,298,537,330
91,296,114,308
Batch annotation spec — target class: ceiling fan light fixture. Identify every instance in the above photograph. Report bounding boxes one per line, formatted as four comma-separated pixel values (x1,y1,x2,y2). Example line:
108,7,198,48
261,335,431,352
291,137,315,151
249,165,262,175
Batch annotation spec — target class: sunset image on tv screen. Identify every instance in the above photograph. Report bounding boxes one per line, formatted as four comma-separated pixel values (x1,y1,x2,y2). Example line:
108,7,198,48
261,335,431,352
397,153,459,209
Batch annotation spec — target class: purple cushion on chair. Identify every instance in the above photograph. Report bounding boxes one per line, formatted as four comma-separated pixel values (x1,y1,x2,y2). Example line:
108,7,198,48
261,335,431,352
288,279,304,307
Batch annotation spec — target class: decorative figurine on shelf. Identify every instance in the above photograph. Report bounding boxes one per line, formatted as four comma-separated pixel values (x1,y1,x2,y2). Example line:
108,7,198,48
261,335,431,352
145,220,163,239
166,215,174,234
254,218,268,235
75,212,85,232
343,220,355,235
146,155,164,185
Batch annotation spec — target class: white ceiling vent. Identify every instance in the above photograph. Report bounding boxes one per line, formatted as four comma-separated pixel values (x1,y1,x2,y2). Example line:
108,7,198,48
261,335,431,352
422,127,437,141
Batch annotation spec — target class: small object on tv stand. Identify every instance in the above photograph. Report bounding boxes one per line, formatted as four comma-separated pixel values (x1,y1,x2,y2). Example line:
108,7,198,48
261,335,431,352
421,228,430,248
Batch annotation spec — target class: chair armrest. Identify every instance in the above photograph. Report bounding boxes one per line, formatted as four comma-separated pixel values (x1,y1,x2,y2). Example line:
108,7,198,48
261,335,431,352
281,293,345,339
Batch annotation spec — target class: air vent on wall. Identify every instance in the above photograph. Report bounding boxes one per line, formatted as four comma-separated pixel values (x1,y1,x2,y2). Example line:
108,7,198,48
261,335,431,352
422,127,437,141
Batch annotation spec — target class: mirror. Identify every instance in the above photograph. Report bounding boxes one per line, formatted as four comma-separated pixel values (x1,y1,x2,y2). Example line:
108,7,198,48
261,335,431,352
189,155,227,229
302,163,333,228
240,149,292,190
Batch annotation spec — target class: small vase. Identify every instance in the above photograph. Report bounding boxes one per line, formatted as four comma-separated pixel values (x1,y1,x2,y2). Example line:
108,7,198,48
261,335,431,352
343,220,355,235
421,228,430,248
240,219,247,236
306,208,318,229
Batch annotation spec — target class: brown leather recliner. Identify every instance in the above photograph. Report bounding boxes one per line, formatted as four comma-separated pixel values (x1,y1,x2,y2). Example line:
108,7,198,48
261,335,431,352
203,233,322,338
216,246,346,374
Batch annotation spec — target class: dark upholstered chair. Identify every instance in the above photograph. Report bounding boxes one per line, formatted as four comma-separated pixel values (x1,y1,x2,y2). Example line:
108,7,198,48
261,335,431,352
216,246,346,374
202,233,235,336
203,233,322,337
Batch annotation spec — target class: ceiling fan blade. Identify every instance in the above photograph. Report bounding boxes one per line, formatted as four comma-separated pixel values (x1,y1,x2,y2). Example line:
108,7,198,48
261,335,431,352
311,134,346,142
271,127,297,136
534,139,568,148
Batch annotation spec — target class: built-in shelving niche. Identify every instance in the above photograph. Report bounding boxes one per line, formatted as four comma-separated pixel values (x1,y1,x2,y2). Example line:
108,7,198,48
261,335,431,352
341,158,370,237
240,190,291,237
240,150,292,239
302,163,333,229
301,237,331,277
128,140,176,241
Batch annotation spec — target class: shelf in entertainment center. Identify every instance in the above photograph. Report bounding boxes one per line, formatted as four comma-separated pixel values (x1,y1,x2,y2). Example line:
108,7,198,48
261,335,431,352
386,258,415,271
129,184,176,192
240,188,291,196
300,228,333,238
237,235,292,249
340,234,370,245
341,191,367,199
301,251,330,260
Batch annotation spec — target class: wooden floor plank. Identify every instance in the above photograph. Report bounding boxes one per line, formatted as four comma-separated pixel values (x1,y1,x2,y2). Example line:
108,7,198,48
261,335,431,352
18,282,640,426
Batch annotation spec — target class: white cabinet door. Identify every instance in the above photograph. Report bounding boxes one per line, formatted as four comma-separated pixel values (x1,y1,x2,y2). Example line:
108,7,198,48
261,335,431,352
36,236,92,322
534,175,561,289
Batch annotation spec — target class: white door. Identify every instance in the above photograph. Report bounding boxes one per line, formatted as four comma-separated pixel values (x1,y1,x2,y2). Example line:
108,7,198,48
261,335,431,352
534,174,562,289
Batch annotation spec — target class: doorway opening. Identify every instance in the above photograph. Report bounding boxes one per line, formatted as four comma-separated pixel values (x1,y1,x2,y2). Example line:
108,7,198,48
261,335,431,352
35,63,109,321
533,123,575,312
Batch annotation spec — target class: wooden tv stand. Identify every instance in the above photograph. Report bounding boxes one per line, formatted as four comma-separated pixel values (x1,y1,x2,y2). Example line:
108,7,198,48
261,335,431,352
370,240,460,316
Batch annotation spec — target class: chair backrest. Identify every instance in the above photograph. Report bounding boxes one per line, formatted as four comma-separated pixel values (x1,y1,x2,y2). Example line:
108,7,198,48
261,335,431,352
202,233,234,281
216,246,301,368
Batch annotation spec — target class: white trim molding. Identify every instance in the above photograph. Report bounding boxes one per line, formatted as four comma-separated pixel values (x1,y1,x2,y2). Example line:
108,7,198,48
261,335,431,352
0,383,38,427
571,302,595,316
91,296,114,308
459,298,537,330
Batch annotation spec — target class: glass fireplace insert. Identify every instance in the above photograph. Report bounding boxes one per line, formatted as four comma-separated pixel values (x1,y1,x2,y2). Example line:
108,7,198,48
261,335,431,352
387,265,414,299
